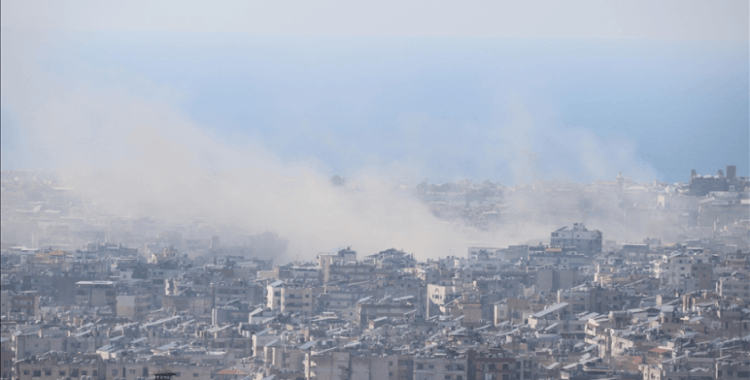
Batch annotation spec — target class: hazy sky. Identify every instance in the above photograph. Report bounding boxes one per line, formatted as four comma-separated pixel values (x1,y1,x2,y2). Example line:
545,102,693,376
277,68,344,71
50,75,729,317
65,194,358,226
2,1,749,183
3,1,747,40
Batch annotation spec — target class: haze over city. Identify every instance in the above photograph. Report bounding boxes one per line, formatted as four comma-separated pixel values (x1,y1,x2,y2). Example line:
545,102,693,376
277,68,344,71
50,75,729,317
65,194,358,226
1,2,749,380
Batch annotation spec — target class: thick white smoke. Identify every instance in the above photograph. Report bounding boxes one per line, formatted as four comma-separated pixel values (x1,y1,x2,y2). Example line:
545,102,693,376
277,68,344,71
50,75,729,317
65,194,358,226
1,28,675,261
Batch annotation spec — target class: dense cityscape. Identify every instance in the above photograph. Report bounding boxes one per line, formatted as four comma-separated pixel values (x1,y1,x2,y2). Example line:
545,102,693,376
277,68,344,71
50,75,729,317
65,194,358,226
1,166,748,380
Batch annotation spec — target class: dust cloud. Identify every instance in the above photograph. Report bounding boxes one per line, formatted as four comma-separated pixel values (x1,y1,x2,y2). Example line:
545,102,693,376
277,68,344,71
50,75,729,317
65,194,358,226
1,29,675,261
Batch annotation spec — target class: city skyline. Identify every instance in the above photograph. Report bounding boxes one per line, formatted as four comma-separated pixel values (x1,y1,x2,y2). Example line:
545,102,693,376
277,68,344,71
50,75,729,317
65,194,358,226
1,3,749,380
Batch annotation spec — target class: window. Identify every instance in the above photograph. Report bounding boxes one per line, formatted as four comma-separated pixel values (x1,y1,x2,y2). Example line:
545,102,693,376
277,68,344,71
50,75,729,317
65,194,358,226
23,371,30,375
81,371,87,376
113,370,119,376
59,372,66,376
193,374,199,378
45,371,51,376
33,370,41,377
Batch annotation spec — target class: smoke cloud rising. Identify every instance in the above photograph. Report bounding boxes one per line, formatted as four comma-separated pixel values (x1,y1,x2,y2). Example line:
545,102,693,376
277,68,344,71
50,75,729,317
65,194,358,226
0,28,717,260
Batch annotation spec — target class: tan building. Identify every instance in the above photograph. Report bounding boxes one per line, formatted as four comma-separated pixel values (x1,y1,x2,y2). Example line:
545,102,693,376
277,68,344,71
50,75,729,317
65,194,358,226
17,354,104,380
413,355,468,380
654,252,712,290
356,298,417,326
210,280,265,307
9,291,41,316
426,284,458,318
12,329,68,363
162,295,212,317
305,351,399,380
444,295,483,327
264,345,306,372
494,297,532,324
318,248,357,283
75,281,116,309
116,293,154,321
717,275,750,302
550,223,602,256
267,281,322,317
